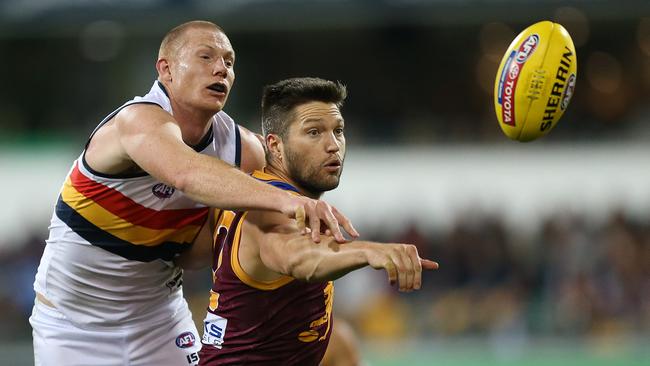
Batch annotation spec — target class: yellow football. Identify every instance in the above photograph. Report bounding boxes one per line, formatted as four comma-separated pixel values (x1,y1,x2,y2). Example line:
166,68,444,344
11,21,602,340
494,21,577,142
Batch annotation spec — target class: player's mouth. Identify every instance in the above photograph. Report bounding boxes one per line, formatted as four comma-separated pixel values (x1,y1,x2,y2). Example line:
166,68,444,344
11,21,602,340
207,82,228,96
323,158,342,173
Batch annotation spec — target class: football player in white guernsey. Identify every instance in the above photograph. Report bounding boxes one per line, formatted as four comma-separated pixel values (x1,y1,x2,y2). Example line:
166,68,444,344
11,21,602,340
29,20,358,366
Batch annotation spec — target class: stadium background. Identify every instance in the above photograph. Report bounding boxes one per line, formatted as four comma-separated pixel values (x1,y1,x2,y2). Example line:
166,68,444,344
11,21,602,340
1,0,649,365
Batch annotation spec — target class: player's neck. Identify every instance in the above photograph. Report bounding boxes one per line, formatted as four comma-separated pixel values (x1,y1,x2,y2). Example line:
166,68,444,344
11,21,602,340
170,101,214,146
263,165,322,200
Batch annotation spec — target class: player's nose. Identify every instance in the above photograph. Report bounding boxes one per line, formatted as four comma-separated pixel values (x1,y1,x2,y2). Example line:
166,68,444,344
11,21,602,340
212,57,228,77
324,132,340,153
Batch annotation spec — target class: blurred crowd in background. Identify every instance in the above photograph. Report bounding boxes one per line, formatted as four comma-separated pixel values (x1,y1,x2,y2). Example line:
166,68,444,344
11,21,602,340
1,3,649,146
2,208,647,345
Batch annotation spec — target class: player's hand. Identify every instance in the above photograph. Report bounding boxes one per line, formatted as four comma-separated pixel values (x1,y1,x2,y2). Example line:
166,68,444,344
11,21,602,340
283,195,359,243
364,243,438,292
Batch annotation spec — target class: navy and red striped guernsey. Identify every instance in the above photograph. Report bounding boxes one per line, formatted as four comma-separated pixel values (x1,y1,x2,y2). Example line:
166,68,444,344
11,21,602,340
199,170,333,366
55,162,209,262
33,80,242,328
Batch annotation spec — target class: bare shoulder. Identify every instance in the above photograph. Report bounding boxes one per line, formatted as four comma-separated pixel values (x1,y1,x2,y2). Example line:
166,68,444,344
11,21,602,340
238,125,266,173
85,103,179,175
238,125,263,144
115,103,177,132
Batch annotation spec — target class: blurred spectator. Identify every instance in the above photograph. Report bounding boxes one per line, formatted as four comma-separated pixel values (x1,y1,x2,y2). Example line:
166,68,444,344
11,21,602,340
0,207,647,344
0,234,44,340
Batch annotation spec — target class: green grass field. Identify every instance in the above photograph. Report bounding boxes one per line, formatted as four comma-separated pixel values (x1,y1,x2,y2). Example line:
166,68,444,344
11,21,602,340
362,337,649,366
2,337,648,365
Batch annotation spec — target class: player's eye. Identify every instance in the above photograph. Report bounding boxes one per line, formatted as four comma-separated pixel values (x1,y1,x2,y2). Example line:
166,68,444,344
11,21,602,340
200,54,211,60
334,127,344,135
224,59,234,68
307,129,319,136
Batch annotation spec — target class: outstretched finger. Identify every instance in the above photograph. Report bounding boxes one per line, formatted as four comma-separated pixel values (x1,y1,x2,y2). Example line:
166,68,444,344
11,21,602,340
420,259,439,270
331,206,359,238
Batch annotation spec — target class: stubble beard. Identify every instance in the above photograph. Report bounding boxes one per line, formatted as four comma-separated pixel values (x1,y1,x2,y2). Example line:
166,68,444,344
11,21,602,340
284,145,343,198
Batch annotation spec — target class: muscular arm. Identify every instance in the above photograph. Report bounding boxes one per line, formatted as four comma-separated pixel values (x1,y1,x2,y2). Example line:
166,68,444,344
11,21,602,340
115,105,289,211
245,210,438,291
99,104,356,243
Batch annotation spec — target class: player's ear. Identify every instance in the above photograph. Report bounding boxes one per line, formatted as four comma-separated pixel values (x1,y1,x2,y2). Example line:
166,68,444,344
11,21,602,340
266,134,283,162
156,58,172,82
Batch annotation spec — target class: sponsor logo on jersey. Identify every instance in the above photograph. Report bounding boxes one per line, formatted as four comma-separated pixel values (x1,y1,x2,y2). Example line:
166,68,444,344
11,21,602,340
175,332,196,349
152,183,175,198
166,267,183,291
202,312,228,349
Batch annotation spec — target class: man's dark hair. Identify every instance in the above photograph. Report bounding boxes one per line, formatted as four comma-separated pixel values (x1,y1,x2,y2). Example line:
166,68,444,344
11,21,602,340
261,77,347,139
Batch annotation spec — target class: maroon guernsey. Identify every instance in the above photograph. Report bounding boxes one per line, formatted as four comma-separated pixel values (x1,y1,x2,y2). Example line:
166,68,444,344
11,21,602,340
198,170,334,366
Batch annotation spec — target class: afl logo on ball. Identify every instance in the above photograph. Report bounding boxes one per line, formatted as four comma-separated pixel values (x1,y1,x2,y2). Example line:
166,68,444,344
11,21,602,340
515,34,539,63
152,183,175,198
175,332,196,348
560,73,576,111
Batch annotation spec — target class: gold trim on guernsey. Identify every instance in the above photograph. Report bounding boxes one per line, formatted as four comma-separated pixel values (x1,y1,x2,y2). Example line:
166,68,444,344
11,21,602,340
61,178,201,246
297,281,334,343
230,212,294,290
251,170,282,181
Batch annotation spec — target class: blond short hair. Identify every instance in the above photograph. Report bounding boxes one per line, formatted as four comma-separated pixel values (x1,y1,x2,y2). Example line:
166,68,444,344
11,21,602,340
158,20,224,59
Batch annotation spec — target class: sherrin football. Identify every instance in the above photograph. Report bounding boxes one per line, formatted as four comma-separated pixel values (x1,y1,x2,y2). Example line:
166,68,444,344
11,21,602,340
494,21,577,142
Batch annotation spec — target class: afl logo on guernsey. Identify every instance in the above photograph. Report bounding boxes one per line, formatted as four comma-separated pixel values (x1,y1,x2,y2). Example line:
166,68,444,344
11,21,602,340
175,332,196,348
152,183,175,198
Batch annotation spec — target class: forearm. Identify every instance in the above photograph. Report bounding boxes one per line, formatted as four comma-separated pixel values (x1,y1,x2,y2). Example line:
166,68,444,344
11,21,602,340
117,107,287,213
175,153,290,212
279,239,371,282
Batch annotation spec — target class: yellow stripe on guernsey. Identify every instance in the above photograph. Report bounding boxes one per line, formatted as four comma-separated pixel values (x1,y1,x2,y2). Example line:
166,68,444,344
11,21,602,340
251,170,280,181
61,176,201,246
298,281,334,343
251,170,302,196
230,212,294,290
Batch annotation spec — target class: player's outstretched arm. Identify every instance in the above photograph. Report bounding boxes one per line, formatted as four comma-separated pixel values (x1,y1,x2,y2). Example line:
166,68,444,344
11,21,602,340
116,104,294,211
114,105,356,242
247,211,437,292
